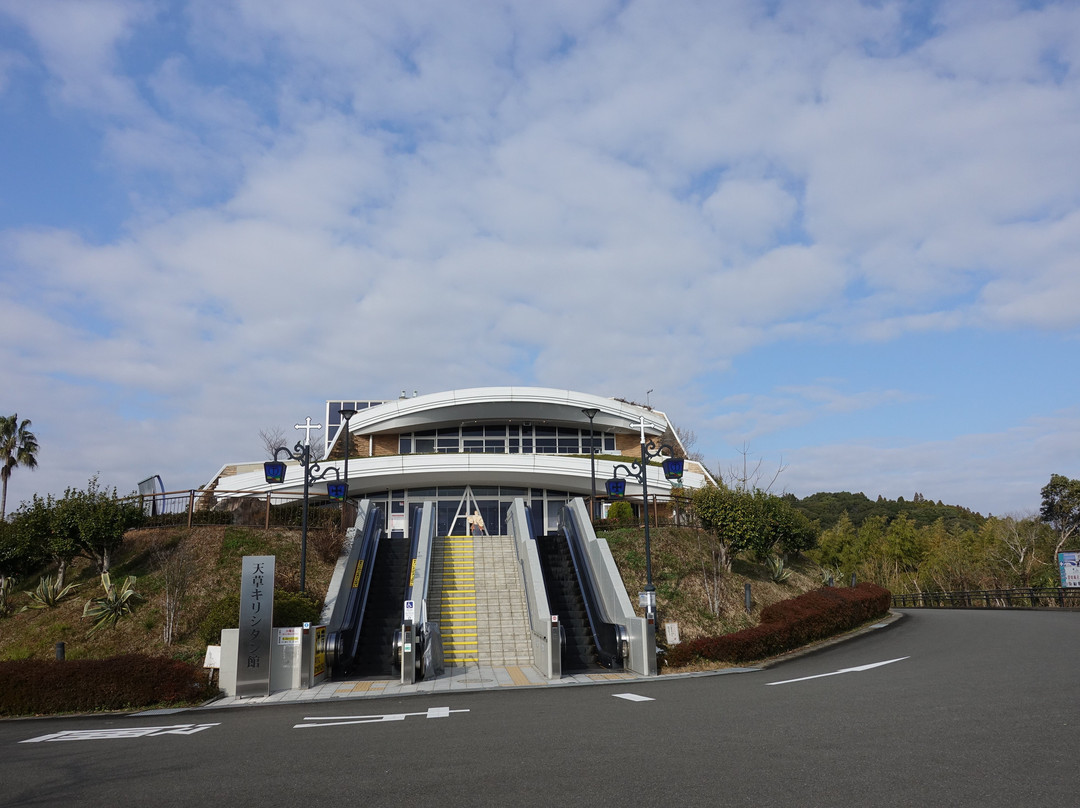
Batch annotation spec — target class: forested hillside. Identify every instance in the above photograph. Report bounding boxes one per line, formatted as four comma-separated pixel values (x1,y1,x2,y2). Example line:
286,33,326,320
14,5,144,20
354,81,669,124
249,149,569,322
785,475,1078,595
789,491,985,534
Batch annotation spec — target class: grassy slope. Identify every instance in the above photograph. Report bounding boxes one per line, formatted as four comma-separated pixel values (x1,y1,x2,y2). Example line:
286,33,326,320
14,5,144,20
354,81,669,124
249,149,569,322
1,524,817,663
0,526,340,664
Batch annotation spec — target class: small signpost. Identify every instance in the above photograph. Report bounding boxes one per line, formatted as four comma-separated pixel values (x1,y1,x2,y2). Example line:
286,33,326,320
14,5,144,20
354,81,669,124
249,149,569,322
664,622,680,645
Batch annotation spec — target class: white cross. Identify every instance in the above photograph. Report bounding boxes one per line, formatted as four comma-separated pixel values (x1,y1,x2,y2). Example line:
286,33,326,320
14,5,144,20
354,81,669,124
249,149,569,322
294,417,322,446
632,416,647,445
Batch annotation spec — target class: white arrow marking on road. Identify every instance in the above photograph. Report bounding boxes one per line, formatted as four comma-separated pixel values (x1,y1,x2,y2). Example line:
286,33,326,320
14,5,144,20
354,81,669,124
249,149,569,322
294,706,468,728
765,657,909,686
20,723,221,743
613,693,654,702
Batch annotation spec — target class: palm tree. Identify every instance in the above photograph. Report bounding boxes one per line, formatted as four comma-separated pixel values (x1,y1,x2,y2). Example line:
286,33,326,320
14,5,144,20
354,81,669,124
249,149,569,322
1,414,39,520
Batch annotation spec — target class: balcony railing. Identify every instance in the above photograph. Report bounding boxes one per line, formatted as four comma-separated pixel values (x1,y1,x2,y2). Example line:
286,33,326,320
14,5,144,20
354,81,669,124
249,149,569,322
122,488,349,531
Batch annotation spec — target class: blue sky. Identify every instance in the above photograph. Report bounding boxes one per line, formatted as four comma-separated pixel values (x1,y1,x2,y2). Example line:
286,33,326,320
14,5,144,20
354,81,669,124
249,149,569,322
1,0,1078,517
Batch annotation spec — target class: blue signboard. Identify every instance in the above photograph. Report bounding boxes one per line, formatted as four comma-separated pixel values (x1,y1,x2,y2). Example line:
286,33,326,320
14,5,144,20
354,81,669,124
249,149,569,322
1058,551,1080,588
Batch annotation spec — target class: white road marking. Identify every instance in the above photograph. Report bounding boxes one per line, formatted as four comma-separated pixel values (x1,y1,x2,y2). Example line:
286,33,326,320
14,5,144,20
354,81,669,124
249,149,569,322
294,706,468,728
613,693,654,702
20,723,221,743
766,657,910,686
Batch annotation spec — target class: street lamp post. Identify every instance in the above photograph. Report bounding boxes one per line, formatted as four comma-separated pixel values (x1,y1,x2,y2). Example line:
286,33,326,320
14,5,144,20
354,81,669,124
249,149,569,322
581,408,600,521
338,408,358,528
263,417,340,593
605,416,684,619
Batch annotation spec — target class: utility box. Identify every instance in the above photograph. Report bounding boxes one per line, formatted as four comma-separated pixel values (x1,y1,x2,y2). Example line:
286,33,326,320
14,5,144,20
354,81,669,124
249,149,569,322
218,624,328,697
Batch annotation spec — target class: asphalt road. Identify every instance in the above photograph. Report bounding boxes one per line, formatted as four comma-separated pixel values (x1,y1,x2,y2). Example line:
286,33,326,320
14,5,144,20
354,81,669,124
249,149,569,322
2,609,1077,807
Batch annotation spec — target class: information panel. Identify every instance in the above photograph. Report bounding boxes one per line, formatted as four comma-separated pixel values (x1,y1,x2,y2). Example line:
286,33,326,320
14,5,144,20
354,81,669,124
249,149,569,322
236,555,275,698
1059,551,1080,588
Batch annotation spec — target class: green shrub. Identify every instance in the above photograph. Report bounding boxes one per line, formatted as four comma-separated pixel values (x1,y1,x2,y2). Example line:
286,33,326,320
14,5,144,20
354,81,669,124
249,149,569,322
0,654,217,716
607,501,635,526
273,590,322,627
199,589,323,646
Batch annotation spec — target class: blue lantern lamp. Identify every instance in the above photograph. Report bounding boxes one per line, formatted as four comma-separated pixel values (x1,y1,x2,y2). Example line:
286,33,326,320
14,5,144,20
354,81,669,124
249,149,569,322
263,460,287,484
662,457,684,481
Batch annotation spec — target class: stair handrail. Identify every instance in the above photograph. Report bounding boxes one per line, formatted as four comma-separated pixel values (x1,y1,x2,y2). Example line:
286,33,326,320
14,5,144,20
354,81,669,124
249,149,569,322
506,498,560,679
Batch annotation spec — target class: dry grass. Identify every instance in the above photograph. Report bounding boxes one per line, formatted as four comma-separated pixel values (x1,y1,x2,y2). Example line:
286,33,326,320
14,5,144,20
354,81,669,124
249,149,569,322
0,525,340,665
2,522,820,667
599,526,821,643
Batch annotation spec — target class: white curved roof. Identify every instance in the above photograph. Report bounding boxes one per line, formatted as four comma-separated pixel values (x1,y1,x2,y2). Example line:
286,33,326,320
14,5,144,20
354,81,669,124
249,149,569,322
339,387,669,437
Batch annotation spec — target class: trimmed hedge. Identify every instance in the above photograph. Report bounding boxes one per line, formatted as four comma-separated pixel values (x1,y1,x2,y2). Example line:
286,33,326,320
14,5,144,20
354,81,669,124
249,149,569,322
665,582,891,668
0,655,218,717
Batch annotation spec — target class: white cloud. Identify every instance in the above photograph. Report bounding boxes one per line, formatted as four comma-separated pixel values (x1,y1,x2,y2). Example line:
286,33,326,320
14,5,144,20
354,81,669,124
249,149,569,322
776,408,1080,516
1,0,1079,517
0,0,150,114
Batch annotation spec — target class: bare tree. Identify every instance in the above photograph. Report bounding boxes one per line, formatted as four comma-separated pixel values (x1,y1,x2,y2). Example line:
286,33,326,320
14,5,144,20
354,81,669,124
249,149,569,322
260,425,326,462
727,443,786,493
259,426,287,459
992,516,1047,587
154,542,192,646
671,424,706,464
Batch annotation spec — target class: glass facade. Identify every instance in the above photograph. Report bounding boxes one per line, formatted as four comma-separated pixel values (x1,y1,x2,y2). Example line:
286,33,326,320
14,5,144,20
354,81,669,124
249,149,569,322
324,401,388,453
363,485,572,538
397,425,616,456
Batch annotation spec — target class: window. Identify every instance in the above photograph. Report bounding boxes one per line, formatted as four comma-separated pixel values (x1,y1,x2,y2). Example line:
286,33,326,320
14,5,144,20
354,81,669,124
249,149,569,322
396,425,617,456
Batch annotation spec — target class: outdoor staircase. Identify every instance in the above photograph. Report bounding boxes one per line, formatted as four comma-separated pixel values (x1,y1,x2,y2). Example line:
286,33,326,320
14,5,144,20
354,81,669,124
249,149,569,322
428,533,532,667
429,536,478,666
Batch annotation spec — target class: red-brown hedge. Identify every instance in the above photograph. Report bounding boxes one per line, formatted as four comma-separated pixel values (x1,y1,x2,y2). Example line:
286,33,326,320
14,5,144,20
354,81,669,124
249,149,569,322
0,654,218,716
664,582,891,668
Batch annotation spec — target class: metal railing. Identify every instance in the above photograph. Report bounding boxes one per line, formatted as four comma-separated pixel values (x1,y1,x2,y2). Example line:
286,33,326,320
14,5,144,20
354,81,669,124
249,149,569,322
892,588,1080,609
122,488,350,531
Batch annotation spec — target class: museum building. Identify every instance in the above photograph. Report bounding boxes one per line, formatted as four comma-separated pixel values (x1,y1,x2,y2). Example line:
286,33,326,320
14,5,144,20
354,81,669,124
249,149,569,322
204,387,713,537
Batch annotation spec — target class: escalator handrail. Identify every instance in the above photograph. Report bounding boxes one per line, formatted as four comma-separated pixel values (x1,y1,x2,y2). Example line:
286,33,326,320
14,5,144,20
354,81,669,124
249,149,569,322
405,501,436,628
559,506,620,668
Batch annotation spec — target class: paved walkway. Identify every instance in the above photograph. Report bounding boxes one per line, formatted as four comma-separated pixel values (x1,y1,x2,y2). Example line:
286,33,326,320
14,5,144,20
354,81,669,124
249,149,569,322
187,614,902,714
196,663,740,711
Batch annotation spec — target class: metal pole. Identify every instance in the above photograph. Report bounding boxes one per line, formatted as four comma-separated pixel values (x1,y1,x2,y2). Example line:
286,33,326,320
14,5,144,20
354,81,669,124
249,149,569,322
590,420,596,520
342,417,350,529
339,408,357,529
639,423,654,597
300,443,310,594
582,408,599,521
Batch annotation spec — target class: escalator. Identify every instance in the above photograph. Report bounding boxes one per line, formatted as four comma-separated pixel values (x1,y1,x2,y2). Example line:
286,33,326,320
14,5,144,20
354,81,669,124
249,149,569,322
509,497,649,678
322,500,437,680
348,537,411,676
536,532,602,672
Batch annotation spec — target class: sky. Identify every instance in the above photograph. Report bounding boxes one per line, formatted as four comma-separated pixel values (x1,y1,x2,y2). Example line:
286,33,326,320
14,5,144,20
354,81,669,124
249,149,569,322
1,0,1078,518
